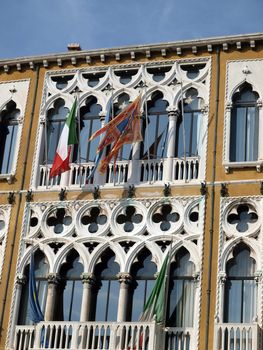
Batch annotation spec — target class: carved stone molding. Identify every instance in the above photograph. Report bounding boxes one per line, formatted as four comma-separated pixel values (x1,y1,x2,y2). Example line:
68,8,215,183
47,273,61,285
81,273,96,286
117,272,132,285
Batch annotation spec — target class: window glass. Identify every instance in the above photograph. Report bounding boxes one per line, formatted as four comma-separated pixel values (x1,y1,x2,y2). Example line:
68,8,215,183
78,96,102,162
0,100,20,174
175,88,202,158
230,84,259,162
94,250,120,321
44,99,69,164
224,244,256,323
18,251,48,325
167,248,195,327
141,93,168,159
60,251,84,321
130,249,157,321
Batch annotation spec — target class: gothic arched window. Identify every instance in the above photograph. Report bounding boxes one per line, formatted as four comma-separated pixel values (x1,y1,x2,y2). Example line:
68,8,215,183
79,96,102,163
175,88,202,158
43,99,71,165
93,249,120,321
0,100,20,174
141,92,168,160
224,244,256,323
59,250,84,321
18,251,48,325
230,83,259,162
167,247,195,327
130,249,157,321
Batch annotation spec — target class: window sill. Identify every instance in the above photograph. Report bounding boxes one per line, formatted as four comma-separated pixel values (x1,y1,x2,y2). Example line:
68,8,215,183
224,161,263,173
0,173,14,184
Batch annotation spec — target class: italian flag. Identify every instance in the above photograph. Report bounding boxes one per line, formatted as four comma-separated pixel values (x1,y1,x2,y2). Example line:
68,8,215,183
50,99,78,178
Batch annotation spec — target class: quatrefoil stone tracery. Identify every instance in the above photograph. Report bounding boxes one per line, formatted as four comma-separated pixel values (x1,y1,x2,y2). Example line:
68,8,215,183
152,204,180,231
116,206,143,232
227,204,258,233
47,208,72,234
81,207,107,233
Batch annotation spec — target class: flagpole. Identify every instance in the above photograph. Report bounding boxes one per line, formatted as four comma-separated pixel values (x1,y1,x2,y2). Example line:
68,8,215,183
180,81,187,183
162,234,174,329
44,110,49,188
143,80,151,183
74,88,82,187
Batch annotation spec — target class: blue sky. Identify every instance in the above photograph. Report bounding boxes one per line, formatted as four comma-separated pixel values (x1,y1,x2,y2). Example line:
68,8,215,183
1,0,263,59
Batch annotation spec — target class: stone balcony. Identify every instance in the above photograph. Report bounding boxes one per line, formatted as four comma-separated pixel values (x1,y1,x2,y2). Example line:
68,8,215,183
13,322,196,350
36,156,200,189
214,323,261,350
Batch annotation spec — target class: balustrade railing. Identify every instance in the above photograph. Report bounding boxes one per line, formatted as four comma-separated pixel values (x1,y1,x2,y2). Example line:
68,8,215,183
37,157,200,189
214,323,260,350
14,321,156,350
165,327,194,350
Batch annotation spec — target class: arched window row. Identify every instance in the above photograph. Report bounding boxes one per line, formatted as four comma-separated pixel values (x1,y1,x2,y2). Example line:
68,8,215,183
41,89,205,167
18,246,198,327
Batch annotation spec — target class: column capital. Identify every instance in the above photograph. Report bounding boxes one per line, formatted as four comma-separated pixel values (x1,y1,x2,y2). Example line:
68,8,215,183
117,272,132,285
16,274,27,285
47,273,61,285
167,109,180,118
81,273,96,285
218,272,227,285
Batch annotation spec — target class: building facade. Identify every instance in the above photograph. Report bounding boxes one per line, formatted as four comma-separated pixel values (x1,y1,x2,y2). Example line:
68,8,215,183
0,33,263,350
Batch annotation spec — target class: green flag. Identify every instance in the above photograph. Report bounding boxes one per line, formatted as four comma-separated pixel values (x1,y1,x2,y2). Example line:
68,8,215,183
140,254,169,323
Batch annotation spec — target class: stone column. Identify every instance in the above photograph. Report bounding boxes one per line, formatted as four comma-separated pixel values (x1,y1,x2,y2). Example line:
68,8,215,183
257,100,263,169
94,114,106,185
80,273,96,322
129,119,143,184
45,273,60,321
117,273,132,322
8,275,27,349
164,110,178,182
218,273,226,323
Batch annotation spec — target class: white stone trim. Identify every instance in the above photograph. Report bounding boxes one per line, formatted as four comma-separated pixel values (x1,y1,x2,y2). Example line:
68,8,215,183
0,80,30,180
223,59,263,168
31,58,211,189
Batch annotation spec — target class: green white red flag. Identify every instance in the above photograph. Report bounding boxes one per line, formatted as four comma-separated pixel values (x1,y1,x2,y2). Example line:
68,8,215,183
50,99,78,178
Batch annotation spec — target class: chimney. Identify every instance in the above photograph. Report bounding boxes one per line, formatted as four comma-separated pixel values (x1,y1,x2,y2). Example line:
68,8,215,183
67,43,81,51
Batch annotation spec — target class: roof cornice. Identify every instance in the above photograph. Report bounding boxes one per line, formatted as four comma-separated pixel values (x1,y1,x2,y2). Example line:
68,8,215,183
1,32,263,72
